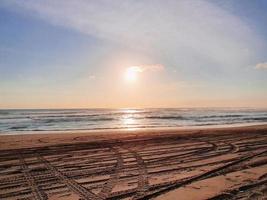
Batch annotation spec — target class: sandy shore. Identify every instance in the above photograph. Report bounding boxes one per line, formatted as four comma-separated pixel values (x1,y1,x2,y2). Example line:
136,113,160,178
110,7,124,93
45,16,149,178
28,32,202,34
0,125,267,199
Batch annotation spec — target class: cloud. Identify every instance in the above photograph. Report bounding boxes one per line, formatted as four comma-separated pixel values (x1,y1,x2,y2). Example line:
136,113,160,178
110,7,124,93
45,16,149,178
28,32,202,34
134,64,164,72
89,75,96,80
1,0,262,70
255,62,267,70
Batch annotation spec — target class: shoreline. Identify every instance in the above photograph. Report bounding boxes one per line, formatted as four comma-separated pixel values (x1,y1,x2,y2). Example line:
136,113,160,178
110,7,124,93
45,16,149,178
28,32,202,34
0,123,267,150
1,121,267,136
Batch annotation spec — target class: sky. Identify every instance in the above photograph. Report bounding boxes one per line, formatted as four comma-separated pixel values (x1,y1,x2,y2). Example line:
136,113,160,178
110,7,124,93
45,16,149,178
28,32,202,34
0,0,267,109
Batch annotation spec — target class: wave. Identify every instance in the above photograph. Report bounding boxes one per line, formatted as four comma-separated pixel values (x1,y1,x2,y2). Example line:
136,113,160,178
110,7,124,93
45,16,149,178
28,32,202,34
242,117,267,121
9,125,29,130
1,108,267,133
199,114,245,118
146,116,185,120
0,111,10,115
37,117,115,124
145,115,267,121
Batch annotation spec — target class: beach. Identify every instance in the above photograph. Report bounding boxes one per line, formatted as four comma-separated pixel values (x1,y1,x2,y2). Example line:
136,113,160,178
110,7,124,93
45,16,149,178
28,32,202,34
0,125,267,199
2,0,267,199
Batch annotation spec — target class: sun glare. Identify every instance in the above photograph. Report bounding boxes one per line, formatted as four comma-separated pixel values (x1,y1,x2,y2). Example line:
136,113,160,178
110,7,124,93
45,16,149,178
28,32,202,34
124,66,142,82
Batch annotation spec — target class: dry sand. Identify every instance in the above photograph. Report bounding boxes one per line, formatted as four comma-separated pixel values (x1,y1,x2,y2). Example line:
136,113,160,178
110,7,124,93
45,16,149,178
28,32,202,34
0,125,267,199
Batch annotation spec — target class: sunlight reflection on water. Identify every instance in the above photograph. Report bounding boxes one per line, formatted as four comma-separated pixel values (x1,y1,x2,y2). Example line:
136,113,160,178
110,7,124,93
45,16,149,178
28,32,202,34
121,109,139,130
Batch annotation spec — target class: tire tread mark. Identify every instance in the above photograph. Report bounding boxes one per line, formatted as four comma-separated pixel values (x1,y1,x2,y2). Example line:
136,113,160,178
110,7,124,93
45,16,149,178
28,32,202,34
36,154,103,200
137,150,267,200
207,179,267,199
98,147,124,199
19,154,47,200
127,148,149,199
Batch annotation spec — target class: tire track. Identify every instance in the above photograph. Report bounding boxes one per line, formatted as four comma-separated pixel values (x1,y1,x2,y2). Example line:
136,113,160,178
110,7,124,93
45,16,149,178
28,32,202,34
98,147,124,199
1,129,266,200
19,154,47,200
137,149,267,200
208,178,267,199
36,154,104,200
126,148,149,199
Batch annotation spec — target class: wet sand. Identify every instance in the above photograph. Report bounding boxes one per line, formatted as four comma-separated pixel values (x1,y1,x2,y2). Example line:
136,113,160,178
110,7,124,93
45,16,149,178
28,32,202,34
0,125,267,199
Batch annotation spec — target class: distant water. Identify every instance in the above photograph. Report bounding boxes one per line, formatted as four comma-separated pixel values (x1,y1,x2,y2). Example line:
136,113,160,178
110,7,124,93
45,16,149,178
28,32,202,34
0,108,267,134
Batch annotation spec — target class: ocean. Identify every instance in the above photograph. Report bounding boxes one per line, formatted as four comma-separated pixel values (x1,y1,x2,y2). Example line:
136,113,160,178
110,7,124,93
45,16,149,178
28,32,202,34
0,108,267,134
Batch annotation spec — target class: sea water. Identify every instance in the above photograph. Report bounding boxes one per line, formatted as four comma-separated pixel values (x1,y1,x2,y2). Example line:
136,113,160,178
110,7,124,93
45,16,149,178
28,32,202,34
0,108,267,134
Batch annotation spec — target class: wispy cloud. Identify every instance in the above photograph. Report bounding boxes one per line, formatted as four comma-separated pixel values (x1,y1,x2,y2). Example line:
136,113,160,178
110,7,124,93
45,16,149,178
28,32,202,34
133,64,164,72
89,75,96,80
255,62,267,70
1,0,262,70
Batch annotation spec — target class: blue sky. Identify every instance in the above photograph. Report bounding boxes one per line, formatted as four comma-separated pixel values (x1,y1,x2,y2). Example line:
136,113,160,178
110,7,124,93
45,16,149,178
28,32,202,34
0,0,267,108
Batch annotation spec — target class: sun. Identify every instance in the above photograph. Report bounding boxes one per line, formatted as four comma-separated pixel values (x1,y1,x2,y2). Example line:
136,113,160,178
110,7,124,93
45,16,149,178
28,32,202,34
124,66,142,82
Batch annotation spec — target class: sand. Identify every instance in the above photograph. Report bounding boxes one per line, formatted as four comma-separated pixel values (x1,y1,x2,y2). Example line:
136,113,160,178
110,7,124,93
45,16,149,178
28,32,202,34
0,125,267,199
